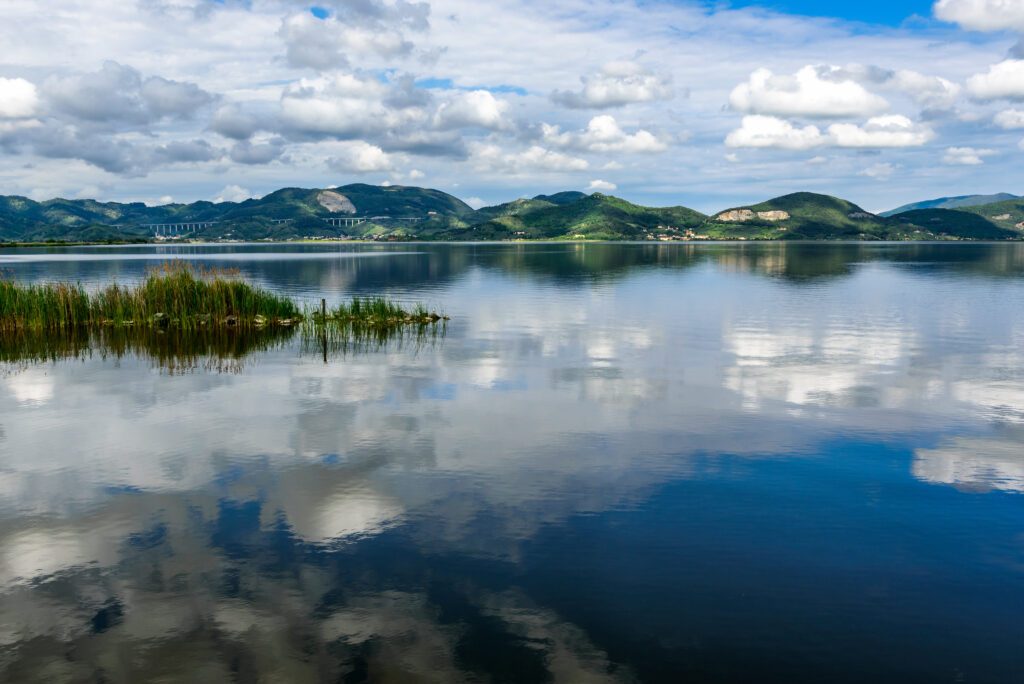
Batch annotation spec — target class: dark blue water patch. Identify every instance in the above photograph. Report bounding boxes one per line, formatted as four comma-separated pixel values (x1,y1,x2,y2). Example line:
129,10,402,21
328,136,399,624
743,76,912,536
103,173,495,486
90,600,124,634
126,522,168,550
516,441,1024,683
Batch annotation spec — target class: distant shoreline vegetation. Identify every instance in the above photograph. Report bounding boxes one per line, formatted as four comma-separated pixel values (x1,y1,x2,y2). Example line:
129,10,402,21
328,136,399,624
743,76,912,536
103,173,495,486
0,263,446,332
2,184,1023,244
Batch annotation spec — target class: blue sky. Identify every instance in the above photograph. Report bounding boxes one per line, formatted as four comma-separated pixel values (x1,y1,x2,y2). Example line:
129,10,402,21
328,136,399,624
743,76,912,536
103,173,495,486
0,0,1022,213
726,1,936,26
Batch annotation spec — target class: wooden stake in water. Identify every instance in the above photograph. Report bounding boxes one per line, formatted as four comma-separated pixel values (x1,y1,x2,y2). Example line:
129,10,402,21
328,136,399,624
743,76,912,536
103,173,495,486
321,298,328,363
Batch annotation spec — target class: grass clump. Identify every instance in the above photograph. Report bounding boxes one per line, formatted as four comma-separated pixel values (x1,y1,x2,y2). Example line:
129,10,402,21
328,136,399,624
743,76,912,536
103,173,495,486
325,297,446,326
0,262,302,331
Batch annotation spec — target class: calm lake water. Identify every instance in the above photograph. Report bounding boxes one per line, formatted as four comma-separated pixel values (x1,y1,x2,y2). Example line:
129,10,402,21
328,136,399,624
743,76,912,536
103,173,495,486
1,242,1023,683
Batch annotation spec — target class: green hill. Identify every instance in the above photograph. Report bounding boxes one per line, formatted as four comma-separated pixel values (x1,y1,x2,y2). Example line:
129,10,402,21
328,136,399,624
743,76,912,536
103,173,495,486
423,192,706,240
703,192,898,240
889,209,1020,240
954,197,1024,231
4,184,1024,243
0,184,474,242
881,193,1019,217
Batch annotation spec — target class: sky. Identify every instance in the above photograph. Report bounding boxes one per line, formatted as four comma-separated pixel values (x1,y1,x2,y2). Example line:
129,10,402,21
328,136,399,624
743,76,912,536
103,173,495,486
0,0,1023,213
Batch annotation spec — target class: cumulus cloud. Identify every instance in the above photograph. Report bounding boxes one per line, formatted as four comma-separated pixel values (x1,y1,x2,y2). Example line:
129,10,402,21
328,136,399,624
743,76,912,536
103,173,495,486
934,0,1024,31
860,162,897,180
43,61,213,126
942,146,996,164
967,60,1024,100
433,90,508,130
18,126,221,176
551,61,674,109
726,114,933,149
587,179,617,191
810,64,961,109
542,115,668,153
472,143,589,173
279,72,424,138
210,103,269,140
994,108,1024,128
229,138,286,164
214,184,255,203
829,114,935,147
0,77,40,119
311,0,430,31
278,12,413,70
725,115,826,150
887,69,962,108
729,66,889,119
327,140,395,172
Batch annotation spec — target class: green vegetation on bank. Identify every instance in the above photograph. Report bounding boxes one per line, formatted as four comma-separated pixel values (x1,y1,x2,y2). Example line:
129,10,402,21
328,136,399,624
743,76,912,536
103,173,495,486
3,183,1024,243
0,264,444,332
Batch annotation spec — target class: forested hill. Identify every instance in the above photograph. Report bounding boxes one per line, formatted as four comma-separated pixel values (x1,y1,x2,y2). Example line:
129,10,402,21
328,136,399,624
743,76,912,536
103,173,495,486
2,185,1023,243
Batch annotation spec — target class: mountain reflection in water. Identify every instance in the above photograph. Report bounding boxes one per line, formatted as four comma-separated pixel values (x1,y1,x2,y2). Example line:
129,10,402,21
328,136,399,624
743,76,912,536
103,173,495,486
0,243,1023,683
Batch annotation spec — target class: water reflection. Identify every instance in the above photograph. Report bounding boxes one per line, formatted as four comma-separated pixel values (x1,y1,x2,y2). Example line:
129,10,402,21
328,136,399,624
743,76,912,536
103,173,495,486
0,323,444,374
914,429,1024,493
1,244,1023,682
6,242,1024,297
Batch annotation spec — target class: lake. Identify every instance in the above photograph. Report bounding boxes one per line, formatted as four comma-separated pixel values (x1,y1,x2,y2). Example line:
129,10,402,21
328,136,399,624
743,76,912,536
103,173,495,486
0,242,1022,683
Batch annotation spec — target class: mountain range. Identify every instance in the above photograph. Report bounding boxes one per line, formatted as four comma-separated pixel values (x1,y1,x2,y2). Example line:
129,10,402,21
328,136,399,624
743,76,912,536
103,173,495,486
1,184,1023,243
880,193,1020,216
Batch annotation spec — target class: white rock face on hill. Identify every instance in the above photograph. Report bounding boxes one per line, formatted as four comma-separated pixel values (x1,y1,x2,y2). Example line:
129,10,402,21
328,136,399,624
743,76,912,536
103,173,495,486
715,209,790,222
318,191,357,214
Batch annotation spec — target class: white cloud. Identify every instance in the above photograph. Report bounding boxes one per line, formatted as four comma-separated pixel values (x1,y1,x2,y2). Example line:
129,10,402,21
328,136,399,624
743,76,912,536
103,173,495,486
934,0,1024,32
43,61,212,125
587,179,617,192
860,162,896,180
729,66,889,119
278,12,413,71
552,61,674,109
472,143,589,173
994,108,1024,128
327,140,394,172
725,115,825,150
279,72,423,138
888,69,962,108
465,196,487,209
727,114,933,150
943,146,996,165
542,115,668,153
214,184,254,202
828,115,935,148
0,77,40,118
966,60,1024,101
433,90,508,130
229,138,285,165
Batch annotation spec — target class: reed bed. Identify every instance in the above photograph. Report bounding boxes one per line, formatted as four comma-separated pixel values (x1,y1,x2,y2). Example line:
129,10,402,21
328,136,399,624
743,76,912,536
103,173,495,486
1,260,448,339
318,297,446,327
0,263,301,331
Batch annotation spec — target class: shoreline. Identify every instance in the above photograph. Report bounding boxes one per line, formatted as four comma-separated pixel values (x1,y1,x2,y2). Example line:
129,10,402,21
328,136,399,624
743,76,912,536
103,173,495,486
3,236,1024,249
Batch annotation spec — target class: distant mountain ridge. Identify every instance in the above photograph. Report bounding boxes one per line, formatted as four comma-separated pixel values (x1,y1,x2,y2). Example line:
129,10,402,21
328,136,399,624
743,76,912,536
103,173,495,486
881,193,1020,217
0,184,474,242
2,185,1024,243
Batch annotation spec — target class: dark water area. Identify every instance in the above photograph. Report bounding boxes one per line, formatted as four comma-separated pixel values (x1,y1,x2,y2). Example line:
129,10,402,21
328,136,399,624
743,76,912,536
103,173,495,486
0,242,1022,683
